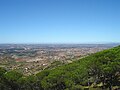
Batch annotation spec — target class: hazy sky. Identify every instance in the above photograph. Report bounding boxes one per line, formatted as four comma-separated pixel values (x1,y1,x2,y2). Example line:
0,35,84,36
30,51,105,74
0,0,120,44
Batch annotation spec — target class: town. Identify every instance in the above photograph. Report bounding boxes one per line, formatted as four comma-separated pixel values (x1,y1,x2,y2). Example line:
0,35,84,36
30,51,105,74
0,44,118,75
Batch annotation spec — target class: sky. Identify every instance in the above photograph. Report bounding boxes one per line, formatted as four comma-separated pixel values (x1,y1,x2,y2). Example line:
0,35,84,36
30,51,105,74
0,0,120,44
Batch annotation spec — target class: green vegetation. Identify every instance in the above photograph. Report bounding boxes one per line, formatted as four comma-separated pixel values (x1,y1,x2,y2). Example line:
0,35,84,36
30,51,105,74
0,46,120,90
45,61,65,70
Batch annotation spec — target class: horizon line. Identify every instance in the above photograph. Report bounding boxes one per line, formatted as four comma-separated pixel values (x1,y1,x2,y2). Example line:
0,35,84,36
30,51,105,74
0,42,120,45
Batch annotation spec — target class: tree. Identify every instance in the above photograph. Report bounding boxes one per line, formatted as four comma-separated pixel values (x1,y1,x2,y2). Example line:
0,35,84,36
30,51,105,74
3,70,23,90
0,67,7,90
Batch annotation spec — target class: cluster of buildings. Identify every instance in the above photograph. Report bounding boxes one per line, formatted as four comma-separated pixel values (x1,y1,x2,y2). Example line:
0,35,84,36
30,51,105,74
0,44,116,75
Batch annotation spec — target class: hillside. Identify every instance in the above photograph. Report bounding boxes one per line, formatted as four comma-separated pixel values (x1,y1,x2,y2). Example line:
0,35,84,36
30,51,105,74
0,46,120,90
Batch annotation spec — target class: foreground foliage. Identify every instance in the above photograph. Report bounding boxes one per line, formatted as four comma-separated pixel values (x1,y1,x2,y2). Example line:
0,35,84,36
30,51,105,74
0,46,120,90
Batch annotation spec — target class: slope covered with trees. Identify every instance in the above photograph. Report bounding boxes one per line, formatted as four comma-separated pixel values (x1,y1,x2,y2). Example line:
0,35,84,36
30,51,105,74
0,46,120,90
